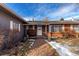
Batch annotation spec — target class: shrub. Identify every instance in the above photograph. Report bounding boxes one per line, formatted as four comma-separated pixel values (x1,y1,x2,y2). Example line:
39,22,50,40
62,30,76,38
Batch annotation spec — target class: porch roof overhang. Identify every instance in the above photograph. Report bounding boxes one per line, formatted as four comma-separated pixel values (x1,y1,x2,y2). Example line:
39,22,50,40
23,21,50,25
50,21,79,25
24,21,79,25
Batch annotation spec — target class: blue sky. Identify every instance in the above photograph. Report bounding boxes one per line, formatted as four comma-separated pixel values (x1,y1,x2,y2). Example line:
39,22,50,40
6,3,79,21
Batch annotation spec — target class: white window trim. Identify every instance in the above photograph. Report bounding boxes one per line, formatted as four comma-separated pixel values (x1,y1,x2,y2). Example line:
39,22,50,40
74,25,79,32
19,24,21,32
10,21,13,30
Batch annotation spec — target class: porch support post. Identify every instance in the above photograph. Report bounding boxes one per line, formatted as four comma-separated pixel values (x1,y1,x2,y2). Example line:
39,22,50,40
49,25,52,38
49,25,51,32
70,25,73,30
45,25,47,34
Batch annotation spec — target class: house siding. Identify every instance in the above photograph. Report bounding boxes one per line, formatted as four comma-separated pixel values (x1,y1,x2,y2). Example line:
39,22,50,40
0,10,25,50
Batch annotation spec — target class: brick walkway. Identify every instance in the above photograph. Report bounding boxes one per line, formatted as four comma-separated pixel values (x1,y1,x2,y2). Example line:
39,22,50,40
26,38,58,56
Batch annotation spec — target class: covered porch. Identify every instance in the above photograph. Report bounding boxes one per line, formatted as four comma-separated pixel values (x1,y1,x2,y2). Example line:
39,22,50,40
23,20,79,39
25,24,49,38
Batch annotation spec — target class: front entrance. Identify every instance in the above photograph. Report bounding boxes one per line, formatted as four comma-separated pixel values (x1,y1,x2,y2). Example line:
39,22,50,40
37,26,42,35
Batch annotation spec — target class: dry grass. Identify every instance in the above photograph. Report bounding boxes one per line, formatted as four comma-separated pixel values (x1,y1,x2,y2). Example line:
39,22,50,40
26,38,59,56
0,38,59,56
55,38,79,46
55,38,79,55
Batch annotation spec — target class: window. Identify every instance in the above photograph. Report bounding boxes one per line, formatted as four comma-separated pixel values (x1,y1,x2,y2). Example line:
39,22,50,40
10,21,21,32
15,23,21,32
51,25,62,32
73,25,79,32
54,25,60,32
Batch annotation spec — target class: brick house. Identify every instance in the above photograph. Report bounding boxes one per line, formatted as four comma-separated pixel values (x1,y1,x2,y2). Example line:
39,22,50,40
0,3,79,50
25,20,79,38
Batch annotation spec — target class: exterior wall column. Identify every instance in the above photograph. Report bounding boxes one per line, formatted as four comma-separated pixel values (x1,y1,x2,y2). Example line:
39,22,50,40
70,25,73,30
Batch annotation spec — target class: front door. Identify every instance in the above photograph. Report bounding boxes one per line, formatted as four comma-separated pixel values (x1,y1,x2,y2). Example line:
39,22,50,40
37,26,42,35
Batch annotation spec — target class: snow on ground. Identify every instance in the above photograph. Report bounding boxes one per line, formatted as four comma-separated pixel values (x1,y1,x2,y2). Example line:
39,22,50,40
46,39,79,56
